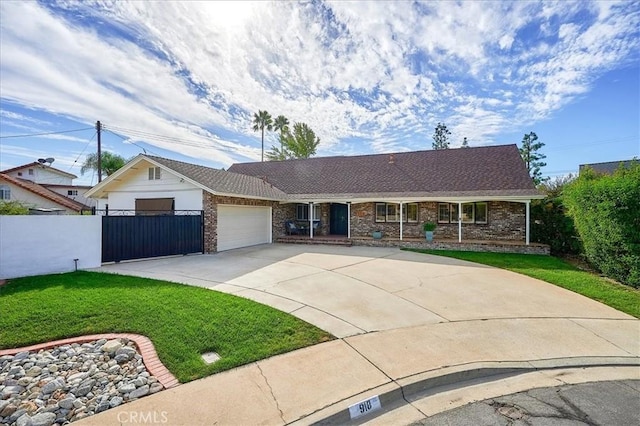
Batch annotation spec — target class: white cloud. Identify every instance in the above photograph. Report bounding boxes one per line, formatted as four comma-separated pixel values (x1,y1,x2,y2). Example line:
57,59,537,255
0,0,638,163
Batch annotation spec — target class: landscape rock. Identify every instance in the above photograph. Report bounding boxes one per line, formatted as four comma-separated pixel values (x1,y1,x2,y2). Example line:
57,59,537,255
100,340,123,355
128,385,149,399
30,412,56,426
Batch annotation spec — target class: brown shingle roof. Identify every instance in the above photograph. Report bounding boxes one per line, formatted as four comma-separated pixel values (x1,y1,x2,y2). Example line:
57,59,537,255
0,174,88,212
227,144,540,199
145,155,288,200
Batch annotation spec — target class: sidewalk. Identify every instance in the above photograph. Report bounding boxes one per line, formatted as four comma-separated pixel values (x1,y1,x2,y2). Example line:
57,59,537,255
78,316,640,425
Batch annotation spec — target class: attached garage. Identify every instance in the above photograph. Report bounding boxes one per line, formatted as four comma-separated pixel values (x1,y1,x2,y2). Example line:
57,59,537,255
217,205,272,251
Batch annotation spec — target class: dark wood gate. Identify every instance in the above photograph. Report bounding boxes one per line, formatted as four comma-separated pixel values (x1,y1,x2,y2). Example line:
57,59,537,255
101,211,204,262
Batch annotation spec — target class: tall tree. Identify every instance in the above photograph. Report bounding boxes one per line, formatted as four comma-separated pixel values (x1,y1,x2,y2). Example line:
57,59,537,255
267,122,320,160
432,122,451,150
461,137,469,148
252,110,273,162
273,115,290,153
519,131,547,185
81,152,127,177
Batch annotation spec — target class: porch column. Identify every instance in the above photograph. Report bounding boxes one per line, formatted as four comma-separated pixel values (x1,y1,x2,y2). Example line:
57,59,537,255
347,202,351,239
458,201,462,243
399,202,403,241
525,200,530,245
309,202,314,239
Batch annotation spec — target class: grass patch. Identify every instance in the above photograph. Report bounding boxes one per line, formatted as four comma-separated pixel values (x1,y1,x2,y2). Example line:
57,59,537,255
403,249,640,318
0,271,333,382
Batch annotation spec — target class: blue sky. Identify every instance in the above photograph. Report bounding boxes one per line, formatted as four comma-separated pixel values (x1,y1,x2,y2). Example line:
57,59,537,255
1,1,638,186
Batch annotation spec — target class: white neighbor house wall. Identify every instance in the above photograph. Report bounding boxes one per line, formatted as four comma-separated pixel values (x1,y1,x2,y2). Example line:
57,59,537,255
98,166,203,212
47,186,96,208
0,182,78,214
0,216,101,279
4,166,74,185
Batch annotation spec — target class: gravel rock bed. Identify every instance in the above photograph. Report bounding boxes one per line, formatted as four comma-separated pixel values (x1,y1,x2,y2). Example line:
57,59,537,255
0,338,164,426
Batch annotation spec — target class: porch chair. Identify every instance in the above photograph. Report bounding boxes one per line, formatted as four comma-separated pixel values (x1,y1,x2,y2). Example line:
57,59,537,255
285,220,301,235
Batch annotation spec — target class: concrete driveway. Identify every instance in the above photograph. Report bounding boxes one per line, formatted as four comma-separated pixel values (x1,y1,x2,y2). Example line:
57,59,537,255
83,244,639,425
93,244,631,338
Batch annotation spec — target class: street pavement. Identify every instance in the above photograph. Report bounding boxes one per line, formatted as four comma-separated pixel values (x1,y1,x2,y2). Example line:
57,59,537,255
409,380,640,426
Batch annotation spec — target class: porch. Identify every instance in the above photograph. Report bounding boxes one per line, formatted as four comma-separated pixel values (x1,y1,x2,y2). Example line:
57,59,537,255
276,235,549,255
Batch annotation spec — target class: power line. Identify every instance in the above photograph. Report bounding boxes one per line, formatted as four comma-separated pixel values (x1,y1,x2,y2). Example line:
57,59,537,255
104,129,161,156
67,131,97,174
0,127,94,139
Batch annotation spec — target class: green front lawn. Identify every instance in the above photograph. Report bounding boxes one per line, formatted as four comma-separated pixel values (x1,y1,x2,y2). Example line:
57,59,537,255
403,249,640,318
0,271,333,382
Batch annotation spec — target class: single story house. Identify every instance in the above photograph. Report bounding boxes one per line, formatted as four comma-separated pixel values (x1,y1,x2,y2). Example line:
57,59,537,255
85,144,544,253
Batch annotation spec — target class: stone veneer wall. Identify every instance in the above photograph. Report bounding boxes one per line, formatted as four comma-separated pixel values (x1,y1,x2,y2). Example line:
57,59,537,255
202,193,278,253
350,201,526,241
350,238,549,255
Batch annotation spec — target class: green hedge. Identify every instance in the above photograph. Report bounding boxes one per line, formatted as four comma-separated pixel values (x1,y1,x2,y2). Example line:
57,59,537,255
564,163,640,287
531,196,581,255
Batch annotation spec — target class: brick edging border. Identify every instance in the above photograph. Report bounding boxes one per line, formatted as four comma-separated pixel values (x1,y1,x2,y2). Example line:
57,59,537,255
0,333,179,389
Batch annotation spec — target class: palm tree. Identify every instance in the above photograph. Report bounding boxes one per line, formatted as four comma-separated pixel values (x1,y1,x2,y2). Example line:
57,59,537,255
81,152,128,177
252,110,273,162
273,115,289,153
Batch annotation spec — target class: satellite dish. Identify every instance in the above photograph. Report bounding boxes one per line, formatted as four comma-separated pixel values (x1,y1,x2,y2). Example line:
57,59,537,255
37,158,46,164
45,157,55,164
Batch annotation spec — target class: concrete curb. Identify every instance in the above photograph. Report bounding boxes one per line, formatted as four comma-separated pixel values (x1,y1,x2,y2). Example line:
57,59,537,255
0,333,180,389
295,356,640,425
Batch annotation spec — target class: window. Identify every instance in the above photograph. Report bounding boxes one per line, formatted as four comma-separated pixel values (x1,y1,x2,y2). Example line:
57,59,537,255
28,169,34,175
386,204,399,222
0,185,10,200
296,204,321,221
406,203,418,222
17,172,22,176
439,202,488,224
148,167,161,180
475,203,488,224
375,203,386,222
67,190,78,196
376,203,418,223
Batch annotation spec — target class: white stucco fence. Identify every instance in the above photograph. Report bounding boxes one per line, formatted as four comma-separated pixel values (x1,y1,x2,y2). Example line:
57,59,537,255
0,216,101,279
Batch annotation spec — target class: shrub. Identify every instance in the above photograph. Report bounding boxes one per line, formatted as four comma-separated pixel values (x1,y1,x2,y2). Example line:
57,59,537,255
0,200,30,215
564,163,640,287
531,175,581,255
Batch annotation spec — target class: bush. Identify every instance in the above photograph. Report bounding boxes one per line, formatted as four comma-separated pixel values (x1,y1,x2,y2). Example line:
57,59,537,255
0,200,30,215
564,163,640,287
531,175,581,255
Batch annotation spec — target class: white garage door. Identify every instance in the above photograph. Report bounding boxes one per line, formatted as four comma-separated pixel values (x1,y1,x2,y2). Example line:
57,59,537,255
217,205,272,251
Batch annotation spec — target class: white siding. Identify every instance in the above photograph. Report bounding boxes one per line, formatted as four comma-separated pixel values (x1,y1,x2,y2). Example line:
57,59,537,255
0,216,101,279
5,166,74,185
0,181,77,214
46,186,96,207
104,166,203,212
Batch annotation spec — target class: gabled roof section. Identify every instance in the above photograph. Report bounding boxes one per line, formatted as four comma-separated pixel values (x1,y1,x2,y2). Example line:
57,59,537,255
85,155,288,200
228,144,541,199
579,159,636,175
0,174,88,212
1,162,77,179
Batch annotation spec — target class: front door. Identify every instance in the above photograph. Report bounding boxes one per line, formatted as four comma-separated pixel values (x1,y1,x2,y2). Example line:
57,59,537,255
330,203,348,235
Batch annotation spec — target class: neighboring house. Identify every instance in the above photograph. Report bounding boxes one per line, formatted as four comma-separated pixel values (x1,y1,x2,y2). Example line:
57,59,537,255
0,162,94,213
86,144,543,253
579,159,636,175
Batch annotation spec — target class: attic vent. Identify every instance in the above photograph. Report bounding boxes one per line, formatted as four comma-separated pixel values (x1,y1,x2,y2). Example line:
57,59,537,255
389,154,395,164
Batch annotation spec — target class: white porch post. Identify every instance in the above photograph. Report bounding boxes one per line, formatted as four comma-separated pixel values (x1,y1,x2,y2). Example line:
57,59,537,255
525,200,530,246
458,201,462,243
309,202,314,239
399,202,403,241
347,202,351,239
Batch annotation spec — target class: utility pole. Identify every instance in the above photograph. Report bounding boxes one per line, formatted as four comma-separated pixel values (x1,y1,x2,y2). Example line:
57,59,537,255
96,120,102,183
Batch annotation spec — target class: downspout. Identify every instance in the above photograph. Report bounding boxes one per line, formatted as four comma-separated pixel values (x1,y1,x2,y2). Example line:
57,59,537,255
347,202,351,239
458,201,462,243
399,202,403,241
309,201,314,239
526,200,530,245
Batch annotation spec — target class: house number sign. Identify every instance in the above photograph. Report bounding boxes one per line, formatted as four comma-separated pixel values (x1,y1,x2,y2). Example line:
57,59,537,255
348,395,382,419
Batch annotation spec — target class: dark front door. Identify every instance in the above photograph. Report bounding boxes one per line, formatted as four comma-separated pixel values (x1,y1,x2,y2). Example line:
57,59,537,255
330,203,348,235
